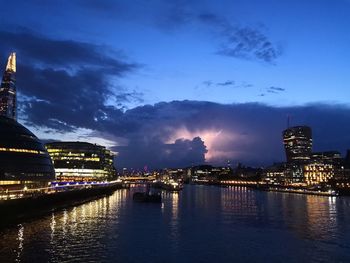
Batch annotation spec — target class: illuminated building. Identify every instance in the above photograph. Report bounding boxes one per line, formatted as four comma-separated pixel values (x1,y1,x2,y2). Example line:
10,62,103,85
311,151,342,165
284,163,304,185
0,53,16,120
0,116,55,190
304,162,334,186
46,142,116,182
264,163,286,185
283,126,312,163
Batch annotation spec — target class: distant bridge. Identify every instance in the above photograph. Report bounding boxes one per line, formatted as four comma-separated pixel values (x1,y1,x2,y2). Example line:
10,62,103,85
121,176,156,183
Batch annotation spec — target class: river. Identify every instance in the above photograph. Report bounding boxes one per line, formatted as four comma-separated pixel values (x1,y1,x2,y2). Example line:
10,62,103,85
1,185,350,262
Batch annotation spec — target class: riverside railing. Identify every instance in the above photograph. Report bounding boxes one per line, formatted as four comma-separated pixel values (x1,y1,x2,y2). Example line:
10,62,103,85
0,180,122,201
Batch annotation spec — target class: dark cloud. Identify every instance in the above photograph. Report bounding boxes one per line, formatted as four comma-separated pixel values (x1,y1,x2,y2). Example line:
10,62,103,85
217,26,282,63
267,90,277,94
201,80,252,89
242,83,254,88
197,12,282,63
16,82,350,170
202,80,213,87
107,102,350,169
14,74,350,171
114,137,207,170
269,86,285,92
46,1,282,64
0,27,141,132
217,80,235,86
266,86,285,94
0,28,137,73
160,7,282,64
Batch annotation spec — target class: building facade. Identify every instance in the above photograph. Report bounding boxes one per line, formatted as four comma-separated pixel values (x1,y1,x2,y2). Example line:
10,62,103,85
263,163,286,185
0,53,16,120
283,126,312,163
0,116,55,190
46,142,116,182
304,162,334,186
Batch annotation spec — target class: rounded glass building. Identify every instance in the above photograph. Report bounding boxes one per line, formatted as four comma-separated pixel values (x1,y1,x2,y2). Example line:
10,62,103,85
0,116,55,190
283,126,312,163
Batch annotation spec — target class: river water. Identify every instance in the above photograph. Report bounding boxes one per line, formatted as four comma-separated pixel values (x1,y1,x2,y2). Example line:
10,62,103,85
1,185,350,263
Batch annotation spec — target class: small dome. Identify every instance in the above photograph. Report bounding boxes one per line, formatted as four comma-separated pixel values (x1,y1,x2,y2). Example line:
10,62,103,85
0,116,55,181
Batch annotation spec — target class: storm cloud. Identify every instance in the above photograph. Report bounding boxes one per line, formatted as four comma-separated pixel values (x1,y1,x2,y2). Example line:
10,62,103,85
114,136,207,169
21,97,350,170
0,27,140,132
108,101,350,169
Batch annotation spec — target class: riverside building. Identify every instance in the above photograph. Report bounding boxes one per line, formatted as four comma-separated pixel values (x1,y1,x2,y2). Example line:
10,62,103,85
0,116,55,191
283,126,312,163
304,162,334,186
46,142,116,182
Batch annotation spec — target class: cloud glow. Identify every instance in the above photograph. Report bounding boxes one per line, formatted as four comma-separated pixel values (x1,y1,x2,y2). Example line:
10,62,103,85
167,126,239,161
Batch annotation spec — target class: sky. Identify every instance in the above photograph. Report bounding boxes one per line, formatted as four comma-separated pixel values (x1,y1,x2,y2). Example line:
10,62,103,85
0,0,349,169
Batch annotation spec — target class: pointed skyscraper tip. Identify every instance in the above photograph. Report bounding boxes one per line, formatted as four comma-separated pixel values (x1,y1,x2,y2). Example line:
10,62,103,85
6,52,16,73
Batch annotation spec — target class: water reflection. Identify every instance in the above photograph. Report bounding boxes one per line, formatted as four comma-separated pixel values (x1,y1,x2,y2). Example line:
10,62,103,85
15,224,24,262
220,186,259,222
304,195,338,240
169,192,179,242
1,187,350,262
275,193,341,241
219,186,346,243
0,189,128,262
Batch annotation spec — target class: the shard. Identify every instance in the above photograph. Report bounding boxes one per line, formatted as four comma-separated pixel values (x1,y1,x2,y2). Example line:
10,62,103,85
0,52,16,120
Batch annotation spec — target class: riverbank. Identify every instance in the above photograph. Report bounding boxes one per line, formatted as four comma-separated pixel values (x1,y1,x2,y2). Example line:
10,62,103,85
0,182,127,228
192,180,341,197
262,186,338,196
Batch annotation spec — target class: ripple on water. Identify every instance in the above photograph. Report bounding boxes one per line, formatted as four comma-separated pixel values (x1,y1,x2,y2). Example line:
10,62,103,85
1,187,350,263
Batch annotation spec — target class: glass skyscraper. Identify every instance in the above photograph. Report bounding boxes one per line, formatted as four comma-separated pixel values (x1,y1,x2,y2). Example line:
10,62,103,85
282,126,312,163
0,52,16,120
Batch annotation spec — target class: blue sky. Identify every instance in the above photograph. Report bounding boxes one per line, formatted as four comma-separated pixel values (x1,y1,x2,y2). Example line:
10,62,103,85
2,0,350,106
0,0,349,169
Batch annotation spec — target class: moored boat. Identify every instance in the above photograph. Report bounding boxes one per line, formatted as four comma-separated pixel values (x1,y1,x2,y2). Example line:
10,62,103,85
153,180,183,191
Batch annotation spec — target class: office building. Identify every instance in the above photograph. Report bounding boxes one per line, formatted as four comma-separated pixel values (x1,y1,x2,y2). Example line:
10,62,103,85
263,163,286,185
283,126,312,163
311,151,342,165
304,162,334,186
46,142,116,181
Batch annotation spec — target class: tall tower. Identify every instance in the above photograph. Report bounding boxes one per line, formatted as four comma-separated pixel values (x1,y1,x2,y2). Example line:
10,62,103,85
282,126,312,163
0,52,16,120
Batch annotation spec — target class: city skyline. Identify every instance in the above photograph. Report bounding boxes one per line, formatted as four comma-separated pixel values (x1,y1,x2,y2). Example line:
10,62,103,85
0,0,349,169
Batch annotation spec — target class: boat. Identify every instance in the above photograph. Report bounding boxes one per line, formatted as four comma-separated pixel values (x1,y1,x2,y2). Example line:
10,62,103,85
133,192,161,203
152,180,183,191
